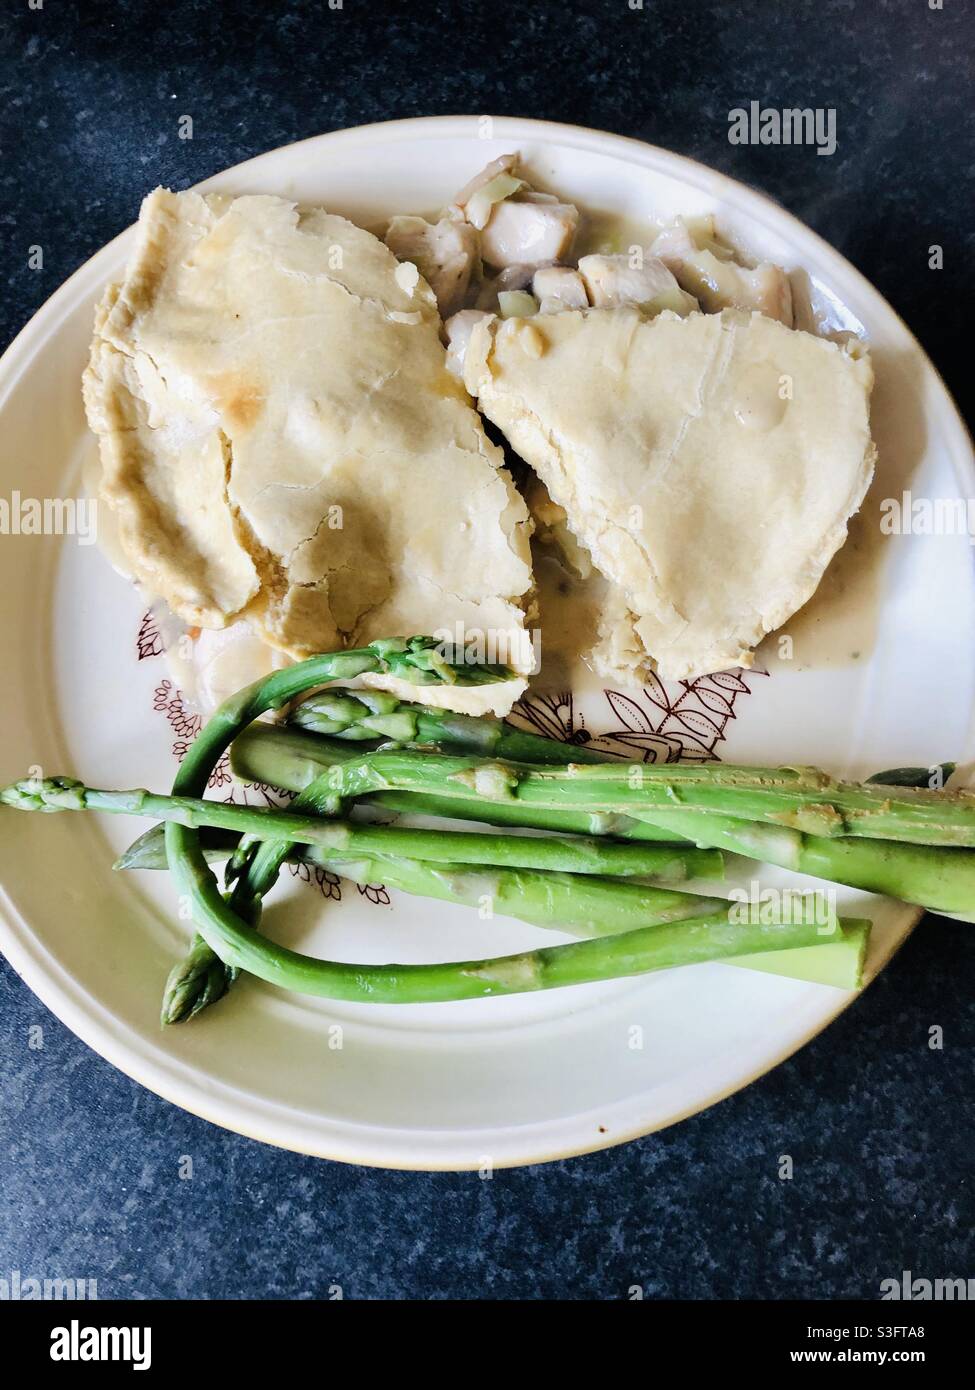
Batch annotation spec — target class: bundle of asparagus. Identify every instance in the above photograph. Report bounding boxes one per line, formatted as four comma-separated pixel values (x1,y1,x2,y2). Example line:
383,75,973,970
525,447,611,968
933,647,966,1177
3,636,969,1025
250,708,975,918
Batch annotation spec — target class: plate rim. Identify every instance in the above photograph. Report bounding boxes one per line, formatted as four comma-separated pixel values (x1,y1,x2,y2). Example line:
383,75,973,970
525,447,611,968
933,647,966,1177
0,114,969,1169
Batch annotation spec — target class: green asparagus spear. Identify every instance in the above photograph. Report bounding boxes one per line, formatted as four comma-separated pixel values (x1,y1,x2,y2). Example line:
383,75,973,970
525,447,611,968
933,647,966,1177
292,852,860,986
158,857,857,1004
302,750,975,847
192,703,706,1023
231,723,690,842
243,723,975,850
167,834,862,1002
290,689,612,763
4,775,720,880
111,824,728,931
54,760,692,1022
628,807,975,922
4,772,727,1021
301,855,729,934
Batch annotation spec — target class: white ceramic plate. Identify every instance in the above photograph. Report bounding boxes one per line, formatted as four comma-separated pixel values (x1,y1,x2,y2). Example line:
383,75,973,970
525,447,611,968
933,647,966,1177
1,117,973,1170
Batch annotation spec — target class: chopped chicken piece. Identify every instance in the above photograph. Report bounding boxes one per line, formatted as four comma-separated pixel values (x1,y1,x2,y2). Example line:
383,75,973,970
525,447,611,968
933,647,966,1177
444,309,491,378
577,254,698,315
384,214,479,319
480,192,579,270
651,218,793,326
450,156,579,272
532,266,588,312
453,156,527,233
739,262,794,326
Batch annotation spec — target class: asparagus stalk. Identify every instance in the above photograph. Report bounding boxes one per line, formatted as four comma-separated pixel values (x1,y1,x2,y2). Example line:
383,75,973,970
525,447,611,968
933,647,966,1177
304,750,975,847
114,827,727,928
290,688,612,763
161,930,237,1023
311,855,729,934
251,847,865,991
119,825,866,991
92,771,699,1023
290,700,973,850
1,636,876,1007
631,807,975,922
231,724,690,842
3,637,511,1021
320,828,721,878
42,626,846,1004
4,775,720,881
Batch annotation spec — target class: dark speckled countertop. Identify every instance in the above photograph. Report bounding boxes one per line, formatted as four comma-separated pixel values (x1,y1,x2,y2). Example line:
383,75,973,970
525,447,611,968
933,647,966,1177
1,0,972,1300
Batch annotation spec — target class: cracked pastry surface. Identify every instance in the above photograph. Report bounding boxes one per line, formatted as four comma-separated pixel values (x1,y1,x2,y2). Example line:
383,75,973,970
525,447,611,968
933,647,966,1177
465,307,876,682
83,188,534,714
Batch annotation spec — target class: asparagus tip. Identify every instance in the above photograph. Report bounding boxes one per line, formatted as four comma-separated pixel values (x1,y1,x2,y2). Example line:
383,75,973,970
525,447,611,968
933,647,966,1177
161,950,234,1026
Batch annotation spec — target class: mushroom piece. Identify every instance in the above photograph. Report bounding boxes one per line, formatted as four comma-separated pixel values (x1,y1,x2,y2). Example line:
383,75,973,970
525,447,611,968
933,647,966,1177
474,263,538,312
494,264,538,291
532,265,588,312
577,254,698,316
479,192,580,271
384,215,479,319
443,309,492,379
651,218,793,326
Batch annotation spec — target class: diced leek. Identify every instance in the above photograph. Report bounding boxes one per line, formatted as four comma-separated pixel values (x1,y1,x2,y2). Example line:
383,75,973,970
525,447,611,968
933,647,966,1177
498,290,539,319
466,173,526,230
683,214,735,262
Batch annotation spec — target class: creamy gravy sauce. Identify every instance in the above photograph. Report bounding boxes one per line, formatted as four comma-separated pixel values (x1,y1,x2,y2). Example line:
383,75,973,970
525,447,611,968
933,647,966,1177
531,552,607,688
